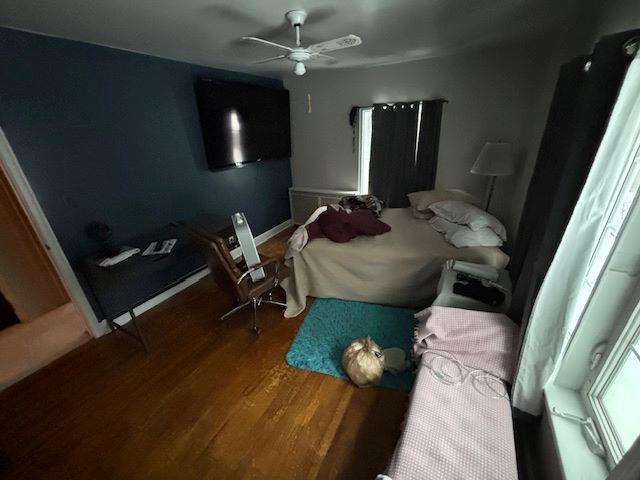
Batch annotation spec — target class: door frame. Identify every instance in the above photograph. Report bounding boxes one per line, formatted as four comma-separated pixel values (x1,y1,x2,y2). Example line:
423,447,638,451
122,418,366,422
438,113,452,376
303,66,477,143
0,127,108,338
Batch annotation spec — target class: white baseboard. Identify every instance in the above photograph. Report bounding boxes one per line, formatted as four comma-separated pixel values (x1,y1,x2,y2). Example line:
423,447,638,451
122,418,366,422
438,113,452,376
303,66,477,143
111,218,293,328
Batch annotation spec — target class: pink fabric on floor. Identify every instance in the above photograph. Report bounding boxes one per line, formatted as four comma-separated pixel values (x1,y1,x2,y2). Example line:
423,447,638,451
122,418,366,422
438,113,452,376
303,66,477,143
413,306,520,382
386,306,520,480
0,303,90,390
387,365,519,480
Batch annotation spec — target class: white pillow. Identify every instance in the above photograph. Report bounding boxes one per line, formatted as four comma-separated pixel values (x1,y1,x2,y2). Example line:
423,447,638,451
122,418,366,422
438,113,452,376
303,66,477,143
407,189,479,213
411,205,434,220
448,226,503,248
429,216,460,235
429,216,503,248
428,200,507,241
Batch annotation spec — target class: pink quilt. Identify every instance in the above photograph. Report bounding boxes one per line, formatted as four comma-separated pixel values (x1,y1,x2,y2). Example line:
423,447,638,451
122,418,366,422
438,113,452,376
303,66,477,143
385,307,520,480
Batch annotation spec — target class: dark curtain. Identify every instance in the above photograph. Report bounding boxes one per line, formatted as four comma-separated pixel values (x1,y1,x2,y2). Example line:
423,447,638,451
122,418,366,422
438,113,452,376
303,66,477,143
509,29,640,325
369,99,445,207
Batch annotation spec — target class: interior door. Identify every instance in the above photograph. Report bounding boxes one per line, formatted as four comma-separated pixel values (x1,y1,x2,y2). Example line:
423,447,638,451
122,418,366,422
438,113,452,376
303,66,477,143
0,167,69,322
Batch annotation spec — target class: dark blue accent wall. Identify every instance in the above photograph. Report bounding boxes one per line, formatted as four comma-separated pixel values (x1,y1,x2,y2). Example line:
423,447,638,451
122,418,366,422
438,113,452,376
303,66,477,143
0,27,292,267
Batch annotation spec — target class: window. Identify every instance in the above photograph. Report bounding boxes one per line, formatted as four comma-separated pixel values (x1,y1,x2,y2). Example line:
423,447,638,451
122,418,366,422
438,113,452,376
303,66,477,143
571,140,640,333
354,101,444,207
585,303,640,467
356,107,373,194
584,146,640,289
580,142,640,469
355,102,427,196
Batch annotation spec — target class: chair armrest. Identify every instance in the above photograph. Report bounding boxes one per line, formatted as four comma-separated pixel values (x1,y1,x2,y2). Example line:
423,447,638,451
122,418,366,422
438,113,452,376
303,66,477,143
236,258,280,285
252,257,280,270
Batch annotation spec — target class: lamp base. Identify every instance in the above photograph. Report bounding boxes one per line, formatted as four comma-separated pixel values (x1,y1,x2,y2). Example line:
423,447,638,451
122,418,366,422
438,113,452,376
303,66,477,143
483,175,497,212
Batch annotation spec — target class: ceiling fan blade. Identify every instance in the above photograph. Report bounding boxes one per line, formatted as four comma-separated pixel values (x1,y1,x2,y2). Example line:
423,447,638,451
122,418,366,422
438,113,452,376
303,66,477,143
252,55,288,64
307,35,362,53
311,52,338,64
242,36,293,51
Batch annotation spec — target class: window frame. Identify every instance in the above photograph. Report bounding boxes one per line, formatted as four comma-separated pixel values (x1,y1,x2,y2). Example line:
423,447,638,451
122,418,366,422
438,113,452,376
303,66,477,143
356,106,373,195
583,304,640,469
583,146,640,291
573,134,640,470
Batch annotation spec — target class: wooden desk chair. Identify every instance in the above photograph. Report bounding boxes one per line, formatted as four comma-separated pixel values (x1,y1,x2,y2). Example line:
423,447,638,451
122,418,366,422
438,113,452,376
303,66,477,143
194,233,289,334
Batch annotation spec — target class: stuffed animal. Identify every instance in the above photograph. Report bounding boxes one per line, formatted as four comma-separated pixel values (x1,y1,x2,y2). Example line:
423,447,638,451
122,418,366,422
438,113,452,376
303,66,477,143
342,337,385,387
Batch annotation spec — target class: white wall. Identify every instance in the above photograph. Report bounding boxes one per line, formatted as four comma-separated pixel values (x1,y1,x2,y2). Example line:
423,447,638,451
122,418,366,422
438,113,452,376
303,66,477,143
591,0,640,41
284,36,556,240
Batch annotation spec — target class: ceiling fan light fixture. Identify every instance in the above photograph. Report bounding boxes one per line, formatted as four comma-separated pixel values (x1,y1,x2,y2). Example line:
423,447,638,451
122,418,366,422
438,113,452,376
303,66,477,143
242,10,362,75
294,61,306,76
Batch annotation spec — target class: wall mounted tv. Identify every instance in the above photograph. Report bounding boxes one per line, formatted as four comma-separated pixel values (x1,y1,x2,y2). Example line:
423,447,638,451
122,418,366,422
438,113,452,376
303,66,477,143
195,78,291,171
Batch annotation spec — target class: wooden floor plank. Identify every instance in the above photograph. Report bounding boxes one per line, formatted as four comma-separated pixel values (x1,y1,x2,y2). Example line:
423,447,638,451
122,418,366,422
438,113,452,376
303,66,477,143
0,228,407,479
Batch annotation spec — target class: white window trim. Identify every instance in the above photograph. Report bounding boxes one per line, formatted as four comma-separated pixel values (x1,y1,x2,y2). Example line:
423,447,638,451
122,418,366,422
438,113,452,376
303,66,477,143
584,301,640,468
356,106,373,195
575,139,640,469
544,385,609,480
413,101,423,166
545,174,640,479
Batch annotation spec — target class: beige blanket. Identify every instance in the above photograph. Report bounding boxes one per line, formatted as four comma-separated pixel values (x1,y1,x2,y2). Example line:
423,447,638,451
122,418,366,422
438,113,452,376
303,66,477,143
281,208,509,317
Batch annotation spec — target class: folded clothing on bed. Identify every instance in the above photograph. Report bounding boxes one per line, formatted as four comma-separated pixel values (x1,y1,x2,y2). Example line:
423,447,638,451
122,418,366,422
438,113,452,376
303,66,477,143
308,207,391,243
339,194,385,217
285,206,328,259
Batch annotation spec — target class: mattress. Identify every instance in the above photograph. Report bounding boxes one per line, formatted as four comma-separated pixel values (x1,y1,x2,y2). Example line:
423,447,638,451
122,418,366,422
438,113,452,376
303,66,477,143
281,208,509,317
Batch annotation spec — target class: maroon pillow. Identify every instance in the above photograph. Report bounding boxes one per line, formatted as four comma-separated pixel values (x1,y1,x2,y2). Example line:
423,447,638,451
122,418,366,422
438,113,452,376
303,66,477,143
317,208,359,243
315,207,391,243
347,209,391,235
306,220,324,241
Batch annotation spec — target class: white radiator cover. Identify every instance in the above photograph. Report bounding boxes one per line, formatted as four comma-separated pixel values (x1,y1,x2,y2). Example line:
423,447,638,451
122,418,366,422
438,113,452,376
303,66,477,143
288,187,358,225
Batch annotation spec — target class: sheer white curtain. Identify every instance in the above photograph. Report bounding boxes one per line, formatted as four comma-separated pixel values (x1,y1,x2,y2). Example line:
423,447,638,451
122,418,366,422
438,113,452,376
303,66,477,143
512,52,640,415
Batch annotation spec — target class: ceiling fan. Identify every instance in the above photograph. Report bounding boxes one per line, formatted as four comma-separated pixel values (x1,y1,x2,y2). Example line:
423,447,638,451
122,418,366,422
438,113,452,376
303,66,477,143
242,10,362,76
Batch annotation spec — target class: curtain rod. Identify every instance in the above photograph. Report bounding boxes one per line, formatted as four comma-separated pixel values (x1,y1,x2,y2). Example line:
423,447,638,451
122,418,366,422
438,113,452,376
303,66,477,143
372,98,448,106
349,99,448,126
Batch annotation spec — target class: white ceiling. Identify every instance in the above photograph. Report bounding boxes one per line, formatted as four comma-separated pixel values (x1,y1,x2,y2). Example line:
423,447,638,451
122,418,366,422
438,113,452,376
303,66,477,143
0,0,582,77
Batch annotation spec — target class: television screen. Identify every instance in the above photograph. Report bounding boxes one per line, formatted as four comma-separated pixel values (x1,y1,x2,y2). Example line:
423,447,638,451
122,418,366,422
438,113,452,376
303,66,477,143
195,79,291,171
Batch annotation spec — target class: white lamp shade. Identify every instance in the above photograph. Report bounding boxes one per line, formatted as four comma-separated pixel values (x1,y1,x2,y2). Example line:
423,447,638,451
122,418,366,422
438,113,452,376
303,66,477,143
471,142,515,176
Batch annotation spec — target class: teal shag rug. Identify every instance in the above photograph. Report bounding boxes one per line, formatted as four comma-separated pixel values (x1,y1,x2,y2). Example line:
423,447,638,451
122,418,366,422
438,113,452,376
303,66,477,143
285,298,417,391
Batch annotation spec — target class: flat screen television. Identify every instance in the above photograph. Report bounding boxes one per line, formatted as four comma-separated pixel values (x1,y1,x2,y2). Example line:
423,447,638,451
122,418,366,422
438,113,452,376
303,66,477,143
195,78,291,171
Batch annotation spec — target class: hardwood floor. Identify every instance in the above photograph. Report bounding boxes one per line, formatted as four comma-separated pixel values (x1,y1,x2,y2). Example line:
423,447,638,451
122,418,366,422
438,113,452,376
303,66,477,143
0,228,408,479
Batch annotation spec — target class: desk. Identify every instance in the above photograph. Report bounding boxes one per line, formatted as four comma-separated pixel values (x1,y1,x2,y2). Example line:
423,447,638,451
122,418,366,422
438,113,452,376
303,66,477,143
81,215,237,350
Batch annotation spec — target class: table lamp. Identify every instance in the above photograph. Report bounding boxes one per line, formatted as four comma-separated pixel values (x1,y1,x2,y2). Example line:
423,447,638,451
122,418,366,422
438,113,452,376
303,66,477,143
471,142,515,211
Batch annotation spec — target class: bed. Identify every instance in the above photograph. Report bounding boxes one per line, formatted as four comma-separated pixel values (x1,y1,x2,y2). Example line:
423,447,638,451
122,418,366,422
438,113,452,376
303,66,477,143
281,207,509,317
